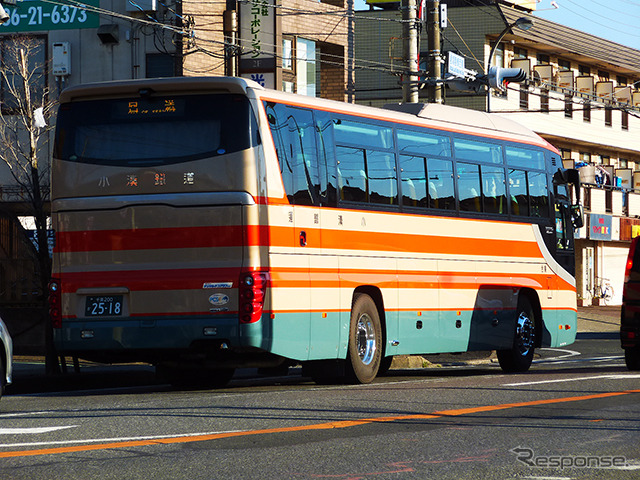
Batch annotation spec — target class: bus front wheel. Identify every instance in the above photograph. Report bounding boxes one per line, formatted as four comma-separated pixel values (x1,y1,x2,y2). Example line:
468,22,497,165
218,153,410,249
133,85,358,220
497,296,536,373
346,293,382,384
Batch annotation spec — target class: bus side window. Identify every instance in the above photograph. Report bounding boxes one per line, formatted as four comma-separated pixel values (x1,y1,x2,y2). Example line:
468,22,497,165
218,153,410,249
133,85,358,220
529,171,549,218
481,165,507,214
336,146,367,202
265,102,295,200
457,162,482,213
427,158,455,210
286,107,320,206
314,110,337,206
367,150,398,205
508,169,529,216
265,102,320,206
399,155,427,207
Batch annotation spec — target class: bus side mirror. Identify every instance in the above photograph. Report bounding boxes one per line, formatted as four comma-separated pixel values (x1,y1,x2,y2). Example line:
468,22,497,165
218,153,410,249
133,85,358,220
570,204,584,229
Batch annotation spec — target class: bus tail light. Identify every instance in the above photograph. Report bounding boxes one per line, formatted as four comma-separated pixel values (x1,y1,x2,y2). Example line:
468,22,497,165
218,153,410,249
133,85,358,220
625,236,640,283
239,271,269,324
48,278,62,329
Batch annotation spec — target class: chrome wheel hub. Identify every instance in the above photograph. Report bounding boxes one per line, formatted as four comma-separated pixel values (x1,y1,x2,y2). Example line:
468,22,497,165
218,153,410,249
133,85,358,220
515,311,535,356
356,313,377,365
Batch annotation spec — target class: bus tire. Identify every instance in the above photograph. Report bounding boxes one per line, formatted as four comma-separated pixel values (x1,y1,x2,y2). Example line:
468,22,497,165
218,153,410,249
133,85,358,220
625,347,640,371
378,356,394,376
0,353,4,400
497,296,535,373
346,293,382,384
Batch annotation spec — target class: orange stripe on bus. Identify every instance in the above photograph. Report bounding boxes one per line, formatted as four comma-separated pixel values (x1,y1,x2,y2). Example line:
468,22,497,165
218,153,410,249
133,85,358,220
1,389,635,459
56,223,541,260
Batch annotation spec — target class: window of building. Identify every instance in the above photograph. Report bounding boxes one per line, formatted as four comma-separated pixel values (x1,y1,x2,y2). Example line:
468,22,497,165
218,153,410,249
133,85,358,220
579,65,591,76
282,37,293,71
620,158,629,168
491,42,505,68
536,53,550,65
598,70,610,81
579,152,591,163
296,38,316,97
514,47,528,59
617,75,628,86
623,110,629,131
558,59,571,71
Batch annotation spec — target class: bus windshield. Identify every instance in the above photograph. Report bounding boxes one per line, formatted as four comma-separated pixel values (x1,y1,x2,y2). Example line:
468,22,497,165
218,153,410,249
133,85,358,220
54,93,259,166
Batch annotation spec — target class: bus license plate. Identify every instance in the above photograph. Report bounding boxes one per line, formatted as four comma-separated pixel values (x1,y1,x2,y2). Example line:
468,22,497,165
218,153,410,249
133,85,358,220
85,296,123,317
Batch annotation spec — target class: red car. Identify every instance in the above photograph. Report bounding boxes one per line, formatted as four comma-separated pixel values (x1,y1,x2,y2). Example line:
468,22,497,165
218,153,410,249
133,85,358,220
622,236,640,370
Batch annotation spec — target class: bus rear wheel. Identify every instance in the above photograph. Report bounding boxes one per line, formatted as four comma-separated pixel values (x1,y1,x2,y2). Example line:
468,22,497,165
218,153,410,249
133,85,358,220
497,296,536,373
346,293,382,384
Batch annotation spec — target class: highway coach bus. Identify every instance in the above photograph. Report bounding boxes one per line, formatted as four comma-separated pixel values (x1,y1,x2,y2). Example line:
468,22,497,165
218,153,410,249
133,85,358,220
49,76,582,386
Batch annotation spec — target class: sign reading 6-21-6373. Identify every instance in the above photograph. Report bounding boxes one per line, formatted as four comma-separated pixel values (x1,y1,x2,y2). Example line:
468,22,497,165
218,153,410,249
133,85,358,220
0,0,99,33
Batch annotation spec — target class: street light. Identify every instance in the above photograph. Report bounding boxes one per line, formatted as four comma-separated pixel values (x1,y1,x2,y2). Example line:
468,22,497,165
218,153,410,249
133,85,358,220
0,4,9,25
486,17,534,113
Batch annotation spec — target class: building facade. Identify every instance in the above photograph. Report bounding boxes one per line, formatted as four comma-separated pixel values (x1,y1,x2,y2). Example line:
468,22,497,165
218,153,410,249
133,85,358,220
355,0,640,306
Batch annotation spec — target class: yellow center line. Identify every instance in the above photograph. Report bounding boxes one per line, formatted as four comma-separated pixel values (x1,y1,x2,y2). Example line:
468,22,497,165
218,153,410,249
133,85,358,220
2,389,638,459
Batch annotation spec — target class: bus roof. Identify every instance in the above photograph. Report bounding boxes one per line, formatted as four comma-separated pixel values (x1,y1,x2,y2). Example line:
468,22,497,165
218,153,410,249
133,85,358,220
58,76,555,151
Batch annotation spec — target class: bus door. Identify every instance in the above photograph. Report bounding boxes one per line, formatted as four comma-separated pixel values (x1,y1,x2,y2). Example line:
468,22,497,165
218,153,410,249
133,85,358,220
554,191,577,277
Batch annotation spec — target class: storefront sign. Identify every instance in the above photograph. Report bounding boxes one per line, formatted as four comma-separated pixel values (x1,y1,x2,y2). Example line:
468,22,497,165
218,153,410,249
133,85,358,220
0,0,99,33
589,214,612,241
239,0,275,89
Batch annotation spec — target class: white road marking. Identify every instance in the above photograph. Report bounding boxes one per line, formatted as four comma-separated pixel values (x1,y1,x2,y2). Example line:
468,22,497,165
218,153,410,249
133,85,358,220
0,429,243,449
0,426,78,435
522,477,573,480
503,374,640,387
0,411,56,418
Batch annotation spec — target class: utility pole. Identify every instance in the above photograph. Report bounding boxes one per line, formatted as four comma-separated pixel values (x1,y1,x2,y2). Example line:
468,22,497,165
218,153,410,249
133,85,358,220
223,0,238,76
426,0,442,103
401,0,419,103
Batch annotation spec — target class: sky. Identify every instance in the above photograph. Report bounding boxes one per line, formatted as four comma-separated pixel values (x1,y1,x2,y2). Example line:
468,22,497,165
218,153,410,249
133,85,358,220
354,0,640,49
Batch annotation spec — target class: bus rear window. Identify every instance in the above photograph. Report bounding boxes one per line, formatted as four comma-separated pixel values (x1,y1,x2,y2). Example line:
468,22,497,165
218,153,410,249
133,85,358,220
54,94,259,166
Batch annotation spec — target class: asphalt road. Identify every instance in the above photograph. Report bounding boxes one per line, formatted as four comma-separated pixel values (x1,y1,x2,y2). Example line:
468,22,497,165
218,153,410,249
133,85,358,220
1,336,638,480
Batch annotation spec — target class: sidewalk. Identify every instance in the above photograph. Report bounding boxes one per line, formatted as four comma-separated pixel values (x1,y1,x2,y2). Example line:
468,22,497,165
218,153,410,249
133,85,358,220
576,305,620,336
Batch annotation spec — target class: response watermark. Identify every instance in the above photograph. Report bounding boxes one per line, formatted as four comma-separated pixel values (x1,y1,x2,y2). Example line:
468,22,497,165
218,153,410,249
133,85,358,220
510,446,631,469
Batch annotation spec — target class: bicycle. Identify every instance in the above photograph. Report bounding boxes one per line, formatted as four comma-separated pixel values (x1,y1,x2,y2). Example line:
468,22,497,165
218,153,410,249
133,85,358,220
591,277,614,305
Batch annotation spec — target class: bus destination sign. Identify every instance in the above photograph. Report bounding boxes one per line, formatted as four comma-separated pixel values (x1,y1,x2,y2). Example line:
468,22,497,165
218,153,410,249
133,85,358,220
121,99,184,118
0,0,99,33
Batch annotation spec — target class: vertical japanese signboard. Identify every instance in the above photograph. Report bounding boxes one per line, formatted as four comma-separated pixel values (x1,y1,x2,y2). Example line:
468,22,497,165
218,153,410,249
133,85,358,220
239,0,275,89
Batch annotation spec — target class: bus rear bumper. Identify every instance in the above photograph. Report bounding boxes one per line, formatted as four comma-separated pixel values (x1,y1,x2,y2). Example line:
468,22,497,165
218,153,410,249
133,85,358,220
53,315,279,367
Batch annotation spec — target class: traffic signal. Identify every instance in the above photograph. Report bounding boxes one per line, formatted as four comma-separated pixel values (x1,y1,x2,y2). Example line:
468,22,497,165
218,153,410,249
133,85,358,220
488,66,527,91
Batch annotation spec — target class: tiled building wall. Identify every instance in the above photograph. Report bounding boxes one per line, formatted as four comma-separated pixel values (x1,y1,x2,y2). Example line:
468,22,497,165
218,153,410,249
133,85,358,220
180,0,349,99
